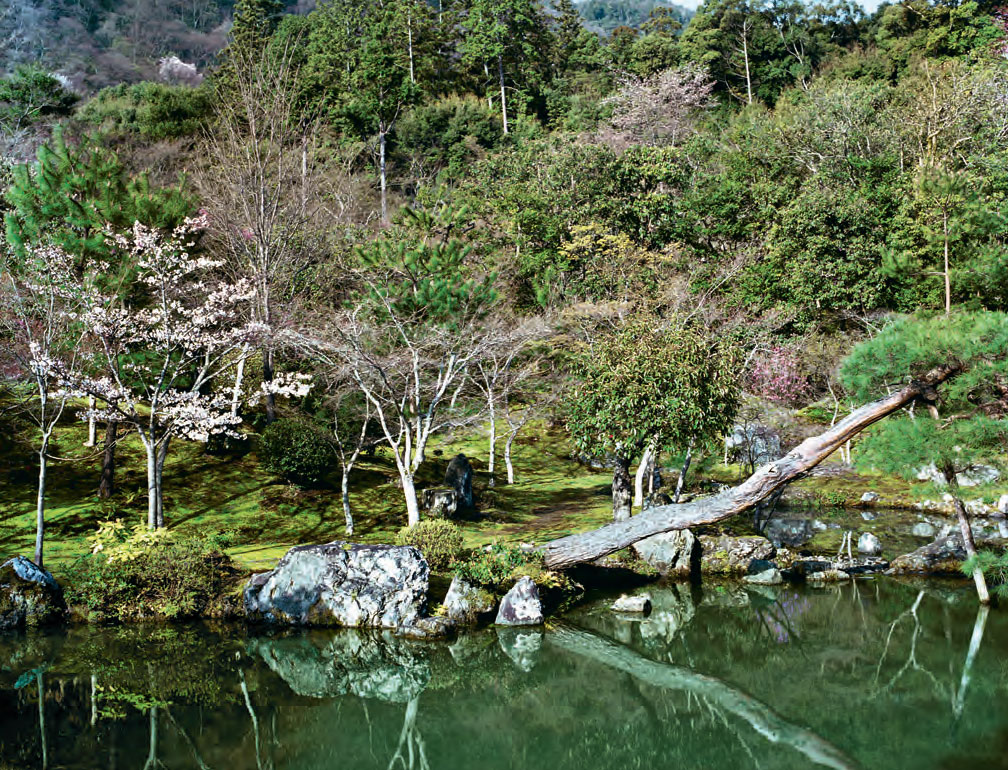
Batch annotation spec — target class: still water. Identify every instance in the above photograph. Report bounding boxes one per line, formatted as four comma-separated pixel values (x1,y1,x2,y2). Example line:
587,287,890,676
2,578,1006,770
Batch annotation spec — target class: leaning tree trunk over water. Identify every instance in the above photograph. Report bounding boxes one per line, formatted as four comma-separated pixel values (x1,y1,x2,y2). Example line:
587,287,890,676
551,624,856,770
542,364,960,570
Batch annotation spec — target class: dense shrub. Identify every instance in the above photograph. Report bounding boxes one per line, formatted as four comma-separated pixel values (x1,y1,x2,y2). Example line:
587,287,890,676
78,82,214,139
454,543,542,586
395,520,464,572
64,523,239,621
259,417,337,487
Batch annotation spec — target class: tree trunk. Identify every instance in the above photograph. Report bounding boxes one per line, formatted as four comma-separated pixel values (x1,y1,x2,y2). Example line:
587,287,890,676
487,400,497,488
943,209,951,316
155,438,169,529
144,440,158,529
35,444,47,569
341,469,353,536
634,442,654,508
379,128,388,223
99,421,117,499
497,54,509,134
541,364,960,569
402,471,420,527
742,21,753,105
262,347,276,424
612,457,632,522
231,351,247,419
947,473,990,604
673,439,694,504
550,624,857,770
85,395,97,447
505,430,517,484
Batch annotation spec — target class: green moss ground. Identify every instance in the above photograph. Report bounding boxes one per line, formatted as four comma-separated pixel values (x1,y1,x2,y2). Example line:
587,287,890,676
3,402,1006,580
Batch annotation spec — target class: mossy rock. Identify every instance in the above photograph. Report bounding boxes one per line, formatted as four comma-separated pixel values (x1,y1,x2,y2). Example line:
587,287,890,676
0,557,67,630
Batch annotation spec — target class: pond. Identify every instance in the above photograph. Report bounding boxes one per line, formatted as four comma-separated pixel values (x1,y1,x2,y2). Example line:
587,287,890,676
2,578,1006,770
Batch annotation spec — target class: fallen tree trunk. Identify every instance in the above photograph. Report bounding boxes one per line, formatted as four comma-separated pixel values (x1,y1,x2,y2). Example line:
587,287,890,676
543,364,960,570
550,623,858,770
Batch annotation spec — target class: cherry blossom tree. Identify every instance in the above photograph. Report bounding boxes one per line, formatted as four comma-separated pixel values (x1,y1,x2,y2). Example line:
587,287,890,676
67,217,292,529
603,64,715,147
0,243,86,567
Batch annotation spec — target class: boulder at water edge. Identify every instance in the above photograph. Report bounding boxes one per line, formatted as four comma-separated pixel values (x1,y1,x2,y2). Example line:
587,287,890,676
698,535,775,575
244,543,428,628
495,576,543,626
443,576,497,626
0,557,66,630
888,535,967,575
632,529,696,577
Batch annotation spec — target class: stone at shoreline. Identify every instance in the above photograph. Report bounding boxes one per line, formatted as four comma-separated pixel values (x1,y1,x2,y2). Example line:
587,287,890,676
632,529,696,577
916,463,1000,487
912,522,937,538
397,615,455,640
443,576,497,626
495,576,543,626
807,569,851,583
888,535,967,575
999,494,1008,515
743,568,783,585
422,487,459,518
445,454,474,508
0,557,66,630
858,532,882,555
860,492,880,504
497,627,543,672
698,535,775,575
244,543,428,628
612,593,652,613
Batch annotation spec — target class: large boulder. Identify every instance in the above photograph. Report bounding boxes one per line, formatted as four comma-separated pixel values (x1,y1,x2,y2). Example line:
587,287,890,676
422,487,459,518
0,557,65,630
495,576,543,626
698,535,775,575
889,535,967,575
632,529,696,577
725,425,781,467
443,576,497,626
445,454,474,508
245,543,428,628
250,631,429,701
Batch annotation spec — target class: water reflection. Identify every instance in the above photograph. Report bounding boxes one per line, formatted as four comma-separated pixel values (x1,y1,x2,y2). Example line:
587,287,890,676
1,580,1006,770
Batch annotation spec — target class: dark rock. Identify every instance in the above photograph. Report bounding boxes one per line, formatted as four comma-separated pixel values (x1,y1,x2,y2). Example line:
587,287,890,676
443,576,496,626
698,535,775,575
0,557,65,630
422,487,459,518
244,542,428,628
632,529,696,577
250,631,428,701
747,559,776,575
888,535,968,575
445,454,474,508
497,627,543,672
495,576,543,626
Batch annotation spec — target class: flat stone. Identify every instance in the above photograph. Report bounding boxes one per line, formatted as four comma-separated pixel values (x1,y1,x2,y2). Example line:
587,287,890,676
612,593,652,613
743,568,783,585
807,569,851,583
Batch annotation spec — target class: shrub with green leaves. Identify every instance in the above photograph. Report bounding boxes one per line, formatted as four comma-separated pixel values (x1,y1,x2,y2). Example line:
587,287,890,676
64,527,239,621
454,543,542,587
395,520,464,572
259,416,337,487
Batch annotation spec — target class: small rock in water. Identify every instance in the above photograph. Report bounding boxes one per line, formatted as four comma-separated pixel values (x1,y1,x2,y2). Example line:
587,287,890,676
807,569,851,583
858,532,882,555
860,492,880,504
743,568,783,585
612,593,652,613
495,576,543,626
912,522,937,538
